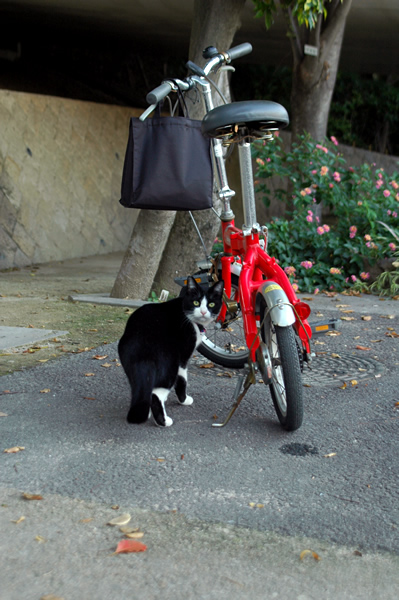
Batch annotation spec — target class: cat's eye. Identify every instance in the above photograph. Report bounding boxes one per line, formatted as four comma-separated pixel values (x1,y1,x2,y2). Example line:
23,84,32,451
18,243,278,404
193,300,200,306
209,302,215,307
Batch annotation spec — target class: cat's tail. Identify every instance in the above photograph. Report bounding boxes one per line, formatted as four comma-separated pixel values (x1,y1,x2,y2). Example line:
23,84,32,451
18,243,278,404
126,361,156,424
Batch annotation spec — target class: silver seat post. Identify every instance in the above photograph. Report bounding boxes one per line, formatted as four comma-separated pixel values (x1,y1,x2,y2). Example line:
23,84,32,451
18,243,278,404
238,141,259,234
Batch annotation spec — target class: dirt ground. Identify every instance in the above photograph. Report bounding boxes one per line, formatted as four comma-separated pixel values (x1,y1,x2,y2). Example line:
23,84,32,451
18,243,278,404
0,252,132,375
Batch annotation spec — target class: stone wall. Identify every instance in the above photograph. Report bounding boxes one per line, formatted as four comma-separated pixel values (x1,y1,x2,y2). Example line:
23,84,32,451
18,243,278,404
0,90,140,269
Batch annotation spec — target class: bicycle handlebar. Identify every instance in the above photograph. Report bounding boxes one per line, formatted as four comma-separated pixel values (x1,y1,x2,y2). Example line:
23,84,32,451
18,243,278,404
226,42,252,62
146,81,174,105
145,42,253,105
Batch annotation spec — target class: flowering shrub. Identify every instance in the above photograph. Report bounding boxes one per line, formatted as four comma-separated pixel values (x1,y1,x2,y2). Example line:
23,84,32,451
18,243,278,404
253,134,399,292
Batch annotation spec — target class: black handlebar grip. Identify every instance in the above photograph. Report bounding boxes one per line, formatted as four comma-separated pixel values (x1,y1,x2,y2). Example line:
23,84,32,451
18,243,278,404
146,82,173,105
227,43,253,61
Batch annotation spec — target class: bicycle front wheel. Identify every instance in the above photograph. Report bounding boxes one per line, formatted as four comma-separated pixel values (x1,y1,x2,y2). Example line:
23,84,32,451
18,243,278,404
262,310,303,431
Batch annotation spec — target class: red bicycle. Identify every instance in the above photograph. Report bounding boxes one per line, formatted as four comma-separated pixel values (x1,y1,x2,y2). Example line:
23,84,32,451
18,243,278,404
144,43,313,431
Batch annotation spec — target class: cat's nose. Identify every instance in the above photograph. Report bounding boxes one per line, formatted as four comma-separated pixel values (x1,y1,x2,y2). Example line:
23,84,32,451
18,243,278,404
201,308,208,315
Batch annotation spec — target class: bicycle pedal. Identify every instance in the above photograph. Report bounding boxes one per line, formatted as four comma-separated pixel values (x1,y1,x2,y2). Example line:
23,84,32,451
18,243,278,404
310,318,340,334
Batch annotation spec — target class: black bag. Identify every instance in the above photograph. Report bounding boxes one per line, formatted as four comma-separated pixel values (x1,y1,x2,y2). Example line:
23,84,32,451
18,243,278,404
120,107,214,211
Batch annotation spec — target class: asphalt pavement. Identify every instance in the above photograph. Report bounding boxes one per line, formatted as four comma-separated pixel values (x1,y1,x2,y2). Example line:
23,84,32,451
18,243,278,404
1,255,399,599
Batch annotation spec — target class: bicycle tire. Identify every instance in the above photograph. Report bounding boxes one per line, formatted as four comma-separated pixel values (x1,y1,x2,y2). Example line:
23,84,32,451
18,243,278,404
198,273,249,369
261,307,303,431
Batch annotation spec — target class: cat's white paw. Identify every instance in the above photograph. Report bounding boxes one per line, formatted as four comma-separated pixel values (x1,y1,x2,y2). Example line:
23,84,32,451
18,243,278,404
181,395,194,406
164,415,173,426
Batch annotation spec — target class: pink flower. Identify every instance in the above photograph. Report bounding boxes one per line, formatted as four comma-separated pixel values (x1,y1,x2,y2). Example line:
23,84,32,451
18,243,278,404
351,275,357,282
316,144,329,154
292,283,299,292
306,215,313,223
300,260,313,269
329,183,334,189
266,158,271,162
333,171,341,182
393,212,398,218
330,267,341,275
323,224,330,233
317,226,325,235
391,181,399,190
383,189,391,198
388,209,392,216
349,225,357,239
313,287,320,295
330,136,338,146
320,166,329,176
389,242,396,252
284,266,296,276
256,158,265,166
357,201,363,206
376,180,383,189
311,169,317,175
360,272,370,280
364,234,371,241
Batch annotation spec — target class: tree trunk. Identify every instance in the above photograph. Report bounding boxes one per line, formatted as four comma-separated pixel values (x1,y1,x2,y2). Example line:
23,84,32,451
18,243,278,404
153,0,246,295
287,0,353,141
284,0,353,218
110,209,175,299
111,0,246,299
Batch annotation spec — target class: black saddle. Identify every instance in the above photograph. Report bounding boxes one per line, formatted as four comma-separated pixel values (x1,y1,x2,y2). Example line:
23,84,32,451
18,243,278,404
201,100,289,140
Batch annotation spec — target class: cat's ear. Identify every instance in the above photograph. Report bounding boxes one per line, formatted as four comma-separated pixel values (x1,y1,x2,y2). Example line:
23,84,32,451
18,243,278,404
187,276,200,293
211,279,224,295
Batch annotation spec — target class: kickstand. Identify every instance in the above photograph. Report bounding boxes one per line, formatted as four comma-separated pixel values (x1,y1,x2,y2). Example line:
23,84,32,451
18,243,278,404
212,362,257,428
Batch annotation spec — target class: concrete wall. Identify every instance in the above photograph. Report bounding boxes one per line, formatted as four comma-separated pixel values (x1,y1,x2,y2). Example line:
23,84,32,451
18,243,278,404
1,89,398,269
0,90,140,269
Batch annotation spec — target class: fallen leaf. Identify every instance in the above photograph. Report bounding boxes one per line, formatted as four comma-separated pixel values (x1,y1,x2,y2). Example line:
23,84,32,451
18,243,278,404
381,315,395,319
340,309,354,313
302,297,313,301
351,380,358,386
256,503,264,509
353,550,363,557
4,446,25,453
40,389,51,393
326,330,341,336
340,316,355,321
111,505,120,510
371,339,382,343
0,412,8,417
40,595,65,600
356,345,371,351
79,518,94,523
361,316,372,321
107,513,131,526
119,526,139,534
339,382,347,389
336,304,350,308
35,535,46,543
324,453,337,458
113,539,147,554
358,368,367,372
125,531,145,539
83,397,96,401
200,363,215,369
300,549,321,561
101,363,113,368
87,328,98,332
331,353,341,358
11,516,26,524
38,359,49,363
22,492,43,500
84,373,95,377
386,331,399,338
92,354,108,360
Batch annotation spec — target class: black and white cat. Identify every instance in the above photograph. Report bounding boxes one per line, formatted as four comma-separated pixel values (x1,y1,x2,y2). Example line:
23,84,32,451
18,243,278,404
118,276,224,427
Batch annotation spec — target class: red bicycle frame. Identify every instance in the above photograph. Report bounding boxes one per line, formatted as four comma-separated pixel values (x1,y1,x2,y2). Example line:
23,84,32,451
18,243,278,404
218,220,312,363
